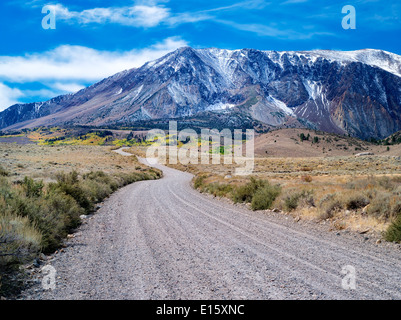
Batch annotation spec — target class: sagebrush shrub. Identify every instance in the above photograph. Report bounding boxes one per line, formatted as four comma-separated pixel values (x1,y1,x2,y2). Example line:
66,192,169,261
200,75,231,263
251,184,281,211
344,193,370,210
194,175,206,190
22,177,44,198
0,165,9,177
205,183,233,198
0,167,159,296
232,177,268,203
385,215,401,243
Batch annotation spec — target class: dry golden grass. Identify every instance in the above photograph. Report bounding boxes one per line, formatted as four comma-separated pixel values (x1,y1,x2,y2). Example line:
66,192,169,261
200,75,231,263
158,142,401,234
0,141,161,297
253,128,399,157
0,143,148,183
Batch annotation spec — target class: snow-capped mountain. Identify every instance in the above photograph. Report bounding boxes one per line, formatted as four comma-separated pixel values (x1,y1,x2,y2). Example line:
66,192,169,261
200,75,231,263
1,47,401,139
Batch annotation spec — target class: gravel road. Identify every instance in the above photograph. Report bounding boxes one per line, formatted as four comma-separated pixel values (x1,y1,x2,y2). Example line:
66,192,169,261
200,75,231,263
22,157,401,300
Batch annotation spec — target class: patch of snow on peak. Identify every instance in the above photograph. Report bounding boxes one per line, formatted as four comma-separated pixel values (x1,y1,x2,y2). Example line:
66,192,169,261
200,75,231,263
207,101,236,111
267,96,294,115
195,48,239,85
307,49,401,77
303,80,323,100
260,49,401,77
34,102,44,112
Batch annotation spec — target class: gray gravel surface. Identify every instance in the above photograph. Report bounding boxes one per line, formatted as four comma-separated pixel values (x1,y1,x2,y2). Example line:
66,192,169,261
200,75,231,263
21,159,401,300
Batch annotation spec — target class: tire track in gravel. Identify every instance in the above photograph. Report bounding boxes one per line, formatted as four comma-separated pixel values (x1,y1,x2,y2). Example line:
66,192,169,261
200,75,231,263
165,181,401,299
164,181,401,298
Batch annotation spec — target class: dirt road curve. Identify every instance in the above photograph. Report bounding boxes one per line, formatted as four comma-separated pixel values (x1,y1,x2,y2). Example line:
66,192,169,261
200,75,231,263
23,158,401,300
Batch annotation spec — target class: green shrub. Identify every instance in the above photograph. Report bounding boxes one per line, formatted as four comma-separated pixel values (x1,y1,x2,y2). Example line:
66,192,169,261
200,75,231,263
84,171,118,192
55,170,79,185
0,213,42,267
0,212,42,296
122,171,153,185
22,177,44,198
35,190,84,252
282,189,314,211
80,179,113,204
318,198,343,220
0,168,159,297
0,177,13,200
251,184,281,211
204,182,233,198
366,192,393,219
53,181,92,214
0,165,9,177
284,194,300,211
232,178,268,203
145,168,162,179
0,187,83,253
52,171,93,213
194,175,206,190
384,215,401,242
392,201,401,217
344,193,370,210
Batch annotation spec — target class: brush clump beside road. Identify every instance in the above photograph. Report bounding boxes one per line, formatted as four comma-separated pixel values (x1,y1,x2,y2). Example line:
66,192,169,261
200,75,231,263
0,145,161,298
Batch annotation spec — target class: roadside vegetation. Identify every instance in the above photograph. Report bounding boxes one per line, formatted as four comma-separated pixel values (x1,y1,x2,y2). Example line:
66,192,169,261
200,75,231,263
194,176,281,211
193,174,401,243
0,144,162,297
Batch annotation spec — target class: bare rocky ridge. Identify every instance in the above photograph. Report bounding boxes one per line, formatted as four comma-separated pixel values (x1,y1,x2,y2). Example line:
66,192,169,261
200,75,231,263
1,47,401,140
21,160,401,300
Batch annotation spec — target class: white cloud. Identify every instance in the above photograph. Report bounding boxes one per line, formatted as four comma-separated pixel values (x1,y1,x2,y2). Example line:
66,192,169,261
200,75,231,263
24,88,60,98
0,83,24,111
44,3,217,28
0,37,188,110
281,0,308,4
216,19,335,40
0,37,188,83
52,82,86,94
49,4,170,27
166,12,213,26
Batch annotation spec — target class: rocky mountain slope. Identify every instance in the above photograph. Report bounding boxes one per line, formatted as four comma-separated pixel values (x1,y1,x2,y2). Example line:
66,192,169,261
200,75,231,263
1,47,401,139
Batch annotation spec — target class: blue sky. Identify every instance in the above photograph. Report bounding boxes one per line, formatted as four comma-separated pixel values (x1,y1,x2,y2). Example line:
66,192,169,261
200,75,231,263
0,0,399,110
